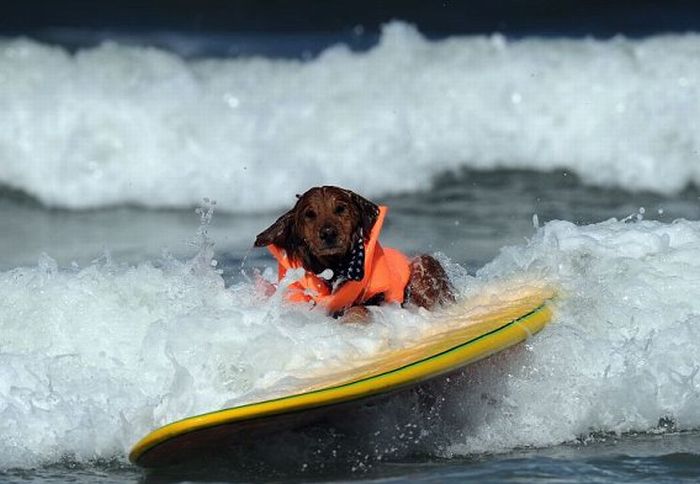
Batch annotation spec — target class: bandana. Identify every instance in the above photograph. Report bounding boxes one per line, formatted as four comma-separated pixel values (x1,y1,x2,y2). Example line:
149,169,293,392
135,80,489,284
327,229,365,289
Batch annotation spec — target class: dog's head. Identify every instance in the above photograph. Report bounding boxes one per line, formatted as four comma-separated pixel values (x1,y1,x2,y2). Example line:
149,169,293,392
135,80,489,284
255,186,379,274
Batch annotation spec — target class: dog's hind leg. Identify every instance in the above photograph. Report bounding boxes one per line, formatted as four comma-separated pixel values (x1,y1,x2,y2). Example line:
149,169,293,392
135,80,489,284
406,255,455,310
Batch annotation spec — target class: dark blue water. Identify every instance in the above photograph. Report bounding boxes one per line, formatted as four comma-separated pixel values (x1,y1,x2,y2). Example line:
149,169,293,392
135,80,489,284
2,432,698,483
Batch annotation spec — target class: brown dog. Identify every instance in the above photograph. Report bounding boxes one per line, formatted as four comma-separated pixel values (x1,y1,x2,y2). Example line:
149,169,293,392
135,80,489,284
255,186,454,319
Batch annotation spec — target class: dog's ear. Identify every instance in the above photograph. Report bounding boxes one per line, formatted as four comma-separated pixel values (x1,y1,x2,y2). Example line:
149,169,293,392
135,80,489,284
344,190,380,239
254,209,296,249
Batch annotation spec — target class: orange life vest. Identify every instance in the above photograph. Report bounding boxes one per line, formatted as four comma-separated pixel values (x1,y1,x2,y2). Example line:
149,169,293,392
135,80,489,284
267,206,410,314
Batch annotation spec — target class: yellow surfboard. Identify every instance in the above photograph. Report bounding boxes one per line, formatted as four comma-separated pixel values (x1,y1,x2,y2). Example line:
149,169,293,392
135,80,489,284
129,280,554,468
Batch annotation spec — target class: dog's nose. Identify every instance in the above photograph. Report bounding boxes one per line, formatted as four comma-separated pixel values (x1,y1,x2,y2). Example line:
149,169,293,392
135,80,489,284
319,225,338,244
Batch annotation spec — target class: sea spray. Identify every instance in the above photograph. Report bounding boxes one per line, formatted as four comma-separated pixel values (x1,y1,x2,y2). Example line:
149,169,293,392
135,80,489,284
443,217,700,455
0,205,432,468
2,215,700,468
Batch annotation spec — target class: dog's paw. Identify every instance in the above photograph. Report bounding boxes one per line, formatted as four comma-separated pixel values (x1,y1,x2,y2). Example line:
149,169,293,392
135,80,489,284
339,306,372,325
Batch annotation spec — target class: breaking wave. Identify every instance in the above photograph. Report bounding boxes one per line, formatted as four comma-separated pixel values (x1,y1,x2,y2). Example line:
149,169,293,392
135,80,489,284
1,23,700,210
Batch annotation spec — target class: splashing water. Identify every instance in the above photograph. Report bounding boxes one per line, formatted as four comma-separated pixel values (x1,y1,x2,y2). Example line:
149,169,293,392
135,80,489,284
1,210,700,469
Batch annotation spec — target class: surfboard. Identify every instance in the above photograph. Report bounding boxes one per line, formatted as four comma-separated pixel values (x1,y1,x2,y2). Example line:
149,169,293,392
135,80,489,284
129,280,554,468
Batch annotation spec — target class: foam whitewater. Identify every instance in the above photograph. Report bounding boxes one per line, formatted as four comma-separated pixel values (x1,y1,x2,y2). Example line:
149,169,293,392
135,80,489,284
1,23,700,211
1,214,699,469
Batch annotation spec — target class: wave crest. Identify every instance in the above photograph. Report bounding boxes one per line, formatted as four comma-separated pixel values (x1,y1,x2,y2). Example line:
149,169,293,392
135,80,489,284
1,23,700,210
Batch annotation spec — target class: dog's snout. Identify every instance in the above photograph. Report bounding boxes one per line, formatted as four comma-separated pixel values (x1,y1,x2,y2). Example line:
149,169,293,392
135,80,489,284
319,225,338,244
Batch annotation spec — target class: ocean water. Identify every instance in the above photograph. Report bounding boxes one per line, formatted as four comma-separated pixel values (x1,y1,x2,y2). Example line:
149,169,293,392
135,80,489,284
1,24,700,482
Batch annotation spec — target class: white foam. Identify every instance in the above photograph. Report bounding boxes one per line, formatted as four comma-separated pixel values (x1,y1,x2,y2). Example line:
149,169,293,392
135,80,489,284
444,216,700,455
2,215,700,468
2,24,700,211
0,247,438,468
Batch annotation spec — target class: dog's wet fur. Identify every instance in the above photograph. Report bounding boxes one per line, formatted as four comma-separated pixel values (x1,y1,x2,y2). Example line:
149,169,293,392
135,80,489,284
255,186,454,316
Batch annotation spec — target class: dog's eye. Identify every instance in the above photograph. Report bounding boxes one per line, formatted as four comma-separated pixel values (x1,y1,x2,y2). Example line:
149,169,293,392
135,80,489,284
304,209,316,220
335,205,346,215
